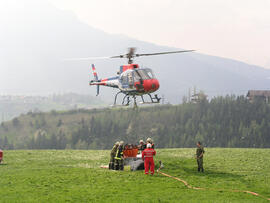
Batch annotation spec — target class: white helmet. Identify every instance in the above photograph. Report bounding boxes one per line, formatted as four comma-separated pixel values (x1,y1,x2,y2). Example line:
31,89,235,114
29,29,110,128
147,143,152,148
147,138,152,143
115,141,120,145
119,141,124,145
139,140,144,143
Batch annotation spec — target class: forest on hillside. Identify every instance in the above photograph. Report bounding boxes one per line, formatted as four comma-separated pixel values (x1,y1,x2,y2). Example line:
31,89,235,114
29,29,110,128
0,95,270,149
0,93,105,123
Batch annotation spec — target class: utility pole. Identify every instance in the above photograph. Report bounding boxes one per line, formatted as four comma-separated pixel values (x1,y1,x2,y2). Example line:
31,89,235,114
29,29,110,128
162,94,165,105
188,88,191,103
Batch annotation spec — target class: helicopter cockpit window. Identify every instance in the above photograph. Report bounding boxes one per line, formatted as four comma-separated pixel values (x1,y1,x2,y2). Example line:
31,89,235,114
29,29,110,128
133,69,155,81
146,70,154,79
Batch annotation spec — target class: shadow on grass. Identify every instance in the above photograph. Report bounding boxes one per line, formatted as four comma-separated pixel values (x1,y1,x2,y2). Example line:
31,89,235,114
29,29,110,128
160,160,245,182
181,166,243,179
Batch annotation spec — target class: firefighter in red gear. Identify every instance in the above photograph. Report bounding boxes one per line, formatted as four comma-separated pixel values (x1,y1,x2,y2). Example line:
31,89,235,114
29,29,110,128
146,137,155,149
142,143,156,175
0,149,3,164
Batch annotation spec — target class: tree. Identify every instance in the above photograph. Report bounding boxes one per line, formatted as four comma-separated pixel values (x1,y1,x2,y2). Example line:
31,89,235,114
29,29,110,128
4,136,8,149
12,118,20,127
57,119,62,127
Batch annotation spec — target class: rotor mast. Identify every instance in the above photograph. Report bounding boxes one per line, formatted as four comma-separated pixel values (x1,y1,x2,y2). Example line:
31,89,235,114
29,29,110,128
127,47,135,64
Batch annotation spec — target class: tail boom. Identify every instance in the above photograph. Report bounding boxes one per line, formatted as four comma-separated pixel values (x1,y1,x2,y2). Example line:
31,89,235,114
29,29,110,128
89,64,119,96
89,77,119,88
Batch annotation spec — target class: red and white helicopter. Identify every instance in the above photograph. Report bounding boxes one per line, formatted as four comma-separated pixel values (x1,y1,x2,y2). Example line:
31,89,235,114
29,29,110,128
85,48,194,107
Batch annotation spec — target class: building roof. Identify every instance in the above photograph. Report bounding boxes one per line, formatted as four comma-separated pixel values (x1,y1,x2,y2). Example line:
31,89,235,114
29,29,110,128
247,90,270,97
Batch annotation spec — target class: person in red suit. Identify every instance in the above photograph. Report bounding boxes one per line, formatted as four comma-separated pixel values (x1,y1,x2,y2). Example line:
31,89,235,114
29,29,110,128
0,149,3,164
142,143,156,175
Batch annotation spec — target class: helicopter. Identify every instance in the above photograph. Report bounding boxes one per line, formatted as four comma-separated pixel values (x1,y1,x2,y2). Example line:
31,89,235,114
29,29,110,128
84,48,194,107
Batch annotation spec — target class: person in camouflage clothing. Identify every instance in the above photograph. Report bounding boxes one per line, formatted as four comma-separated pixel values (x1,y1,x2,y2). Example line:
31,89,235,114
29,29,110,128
109,142,119,170
196,141,205,172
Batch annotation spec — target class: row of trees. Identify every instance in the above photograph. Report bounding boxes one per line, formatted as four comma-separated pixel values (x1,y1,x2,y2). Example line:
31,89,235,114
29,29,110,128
0,136,14,149
1,95,270,149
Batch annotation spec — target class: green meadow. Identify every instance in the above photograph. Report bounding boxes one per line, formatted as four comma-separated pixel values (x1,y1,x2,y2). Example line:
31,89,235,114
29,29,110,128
0,148,269,202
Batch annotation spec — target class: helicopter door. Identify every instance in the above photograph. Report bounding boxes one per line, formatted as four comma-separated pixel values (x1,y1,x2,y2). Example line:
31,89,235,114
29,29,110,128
120,71,135,89
121,75,128,88
128,72,134,88
133,70,144,91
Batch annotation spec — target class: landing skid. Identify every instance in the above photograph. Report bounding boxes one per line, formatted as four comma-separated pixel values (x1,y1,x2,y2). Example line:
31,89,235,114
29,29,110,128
140,94,161,104
113,91,161,107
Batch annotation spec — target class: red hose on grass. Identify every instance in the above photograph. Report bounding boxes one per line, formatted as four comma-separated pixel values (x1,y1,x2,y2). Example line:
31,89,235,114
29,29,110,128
101,164,269,201
157,169,270,201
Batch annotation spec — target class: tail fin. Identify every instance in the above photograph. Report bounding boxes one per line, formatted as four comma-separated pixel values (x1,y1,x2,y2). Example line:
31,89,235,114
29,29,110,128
91,64,100,96
92,64,98,81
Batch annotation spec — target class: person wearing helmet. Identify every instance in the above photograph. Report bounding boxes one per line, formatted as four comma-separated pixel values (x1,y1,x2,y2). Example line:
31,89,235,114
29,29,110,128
109,142,119,170
146,137,155,149
138,139,146,152
142,143,156,175
114,141,124,170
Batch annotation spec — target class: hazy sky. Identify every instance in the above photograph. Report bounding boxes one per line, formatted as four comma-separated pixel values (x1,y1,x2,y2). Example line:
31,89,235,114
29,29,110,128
49,0,270,69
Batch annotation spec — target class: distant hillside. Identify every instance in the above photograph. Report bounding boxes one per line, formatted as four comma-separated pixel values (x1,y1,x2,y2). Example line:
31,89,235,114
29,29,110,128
1,0,270,104
0,93,105,122
1,95,269,149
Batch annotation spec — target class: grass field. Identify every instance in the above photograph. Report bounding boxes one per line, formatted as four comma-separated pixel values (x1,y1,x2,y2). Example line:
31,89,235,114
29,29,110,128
0,148,269,202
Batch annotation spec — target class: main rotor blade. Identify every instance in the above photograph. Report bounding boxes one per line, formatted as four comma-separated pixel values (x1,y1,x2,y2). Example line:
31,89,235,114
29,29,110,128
135,50,195,57
64,56,114,61
110,55,125,59
64,49,195,61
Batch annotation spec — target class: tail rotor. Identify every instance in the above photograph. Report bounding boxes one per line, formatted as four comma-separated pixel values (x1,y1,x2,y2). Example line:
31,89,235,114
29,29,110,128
91,64,100,96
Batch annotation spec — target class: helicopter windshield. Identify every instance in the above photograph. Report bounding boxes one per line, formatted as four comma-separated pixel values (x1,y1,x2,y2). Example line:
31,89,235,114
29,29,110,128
133,69,155,81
